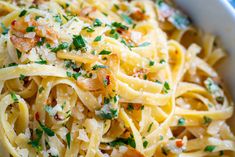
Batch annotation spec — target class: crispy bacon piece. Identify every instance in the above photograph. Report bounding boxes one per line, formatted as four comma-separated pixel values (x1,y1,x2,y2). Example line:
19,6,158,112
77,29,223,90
10,15,58,52
122,147,145,157
130,10,148,21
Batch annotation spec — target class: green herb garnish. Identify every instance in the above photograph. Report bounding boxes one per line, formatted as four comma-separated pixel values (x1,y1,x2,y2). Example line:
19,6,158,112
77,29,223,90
93,18,102,27
203,116,212,125
92,64,107,70
10,92,18,103
96,105,118,120
16,49,22,59
73,35,86,50
66,132,71,148
143,141,148,148
163,81,170,93
26,26,35,32
35,59,47,64
1,23,9,35
121,14,133,24
19,74,26,80
178,118,185,126
51,42,69,52
19,10,27,17
147,122,153,132
204,145,216,152
149,60,155,66
38,121,55,137
99,50,111,55
94,35,102,42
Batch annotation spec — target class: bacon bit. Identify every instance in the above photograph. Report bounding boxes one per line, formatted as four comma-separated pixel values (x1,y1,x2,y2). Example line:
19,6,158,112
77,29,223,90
10,16,58,52
175,140,183,148
122,147,144,157
79,7,96,17
130,10,148,21
35,112,40,121
10,35,38,52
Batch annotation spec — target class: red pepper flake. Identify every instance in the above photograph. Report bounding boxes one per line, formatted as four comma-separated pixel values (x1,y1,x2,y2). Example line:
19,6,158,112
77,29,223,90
176,140,183,148
35,112,40,121
11,20,16,26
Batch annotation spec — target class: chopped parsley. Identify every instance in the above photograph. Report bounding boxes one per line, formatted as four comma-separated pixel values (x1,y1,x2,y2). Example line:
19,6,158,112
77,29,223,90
38,121,55,137
19,10,27,17
54,15,62,25
51,42,69,52
8,63,18,67
96,105,118,120
10,92,18,103
94,35,102,42
127,103,134,111
66,71,72,77
37,37,46,46
64,60,79,70
143,74,147,80
204,145,216,152
111,22,128,30
92,64,107,70
83,26,95,33
143,141,148,148
28,128,43,152
149,60,155,66
159,135,164,141
73,35,86,50
26,26,35,32
109,138,125,147
203,116,212,125
99,50,111,55
16,49,22,59
93,18,102,27
19,74,26,80
160,59,166,64
138,42,151,47
109,29,119,39
163,81,170,93
35,59,47,64
109,135,136,148
72,72,81,80
178,118,185,126
38,86,44,94
1,23,9,35
66,132,71,148
121,13,133,25
147,122,153,132
114,4,120,10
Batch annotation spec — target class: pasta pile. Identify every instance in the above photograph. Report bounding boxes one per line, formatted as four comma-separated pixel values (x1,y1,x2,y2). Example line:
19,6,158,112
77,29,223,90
0,0,234,156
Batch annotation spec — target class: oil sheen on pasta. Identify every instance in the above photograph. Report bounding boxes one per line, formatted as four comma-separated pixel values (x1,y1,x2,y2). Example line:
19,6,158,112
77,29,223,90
0,0,234,157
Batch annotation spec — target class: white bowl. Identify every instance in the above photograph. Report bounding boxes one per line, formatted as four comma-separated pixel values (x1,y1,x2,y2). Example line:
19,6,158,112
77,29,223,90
175,0,235,131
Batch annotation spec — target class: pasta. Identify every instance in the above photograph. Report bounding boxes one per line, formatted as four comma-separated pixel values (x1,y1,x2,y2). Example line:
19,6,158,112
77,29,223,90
0,0,234,156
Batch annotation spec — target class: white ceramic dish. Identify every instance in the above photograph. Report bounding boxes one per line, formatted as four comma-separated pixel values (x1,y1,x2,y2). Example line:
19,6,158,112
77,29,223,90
175,0,235,131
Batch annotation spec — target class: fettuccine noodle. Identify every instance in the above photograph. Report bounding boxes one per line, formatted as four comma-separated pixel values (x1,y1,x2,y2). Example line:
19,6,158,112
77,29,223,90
0,0,234,156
